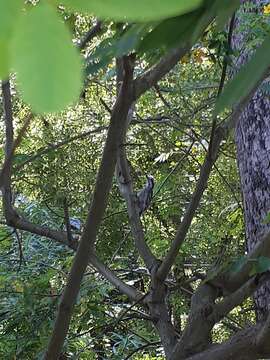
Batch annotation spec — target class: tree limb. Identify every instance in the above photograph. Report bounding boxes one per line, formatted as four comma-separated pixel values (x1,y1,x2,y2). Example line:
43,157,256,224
115,59,156,270
210,273,270,324
1,80,15,217
63,197,73,244
181,324,261,360
1,80,71,247
157,69,270,282
7,216,74,248
256,309,270,353
219,231,270,294
0,112,32,187
170,284,217,359
89,253,142,301
79,20,102,50
133,7,217,101
134,47,189,100
14,125,107,171
44,56,135,359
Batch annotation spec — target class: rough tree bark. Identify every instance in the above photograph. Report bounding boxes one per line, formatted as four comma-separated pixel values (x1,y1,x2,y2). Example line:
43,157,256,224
233,0,270,320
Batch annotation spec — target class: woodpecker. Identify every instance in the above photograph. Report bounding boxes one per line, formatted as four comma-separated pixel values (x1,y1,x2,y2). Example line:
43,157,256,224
137,175,154,216
69,218,81,232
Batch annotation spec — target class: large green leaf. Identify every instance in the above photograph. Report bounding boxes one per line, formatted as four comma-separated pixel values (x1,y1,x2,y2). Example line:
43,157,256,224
215,34,270,115
115,24,149,57
249,256,270,276
85,37,117,76
0,0,21,79
215,0,239,30
138,10,202,53
11,3,83,113
59,0,202,21
229,256,247,273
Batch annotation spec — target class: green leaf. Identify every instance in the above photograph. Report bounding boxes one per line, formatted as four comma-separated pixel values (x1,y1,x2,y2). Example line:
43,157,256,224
85,25,150,75
0,0,21,79
0,41,9,79
85,37,116,76
190,2,217,44
11,3,83,113
12,153,33,165
59,0,202,21
115,24,149,57
229,256,247,273
139,10,202,53
215,0,240,31
249,256,270,276
215,34,270,115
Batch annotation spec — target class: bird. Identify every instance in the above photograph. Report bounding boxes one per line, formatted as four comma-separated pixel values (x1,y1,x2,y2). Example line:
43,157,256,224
137,175,154,216
69,218,81,232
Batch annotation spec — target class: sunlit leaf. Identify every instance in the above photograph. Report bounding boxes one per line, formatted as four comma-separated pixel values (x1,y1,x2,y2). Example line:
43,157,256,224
11,3,83,113
0,0,21,79
154,152,172,163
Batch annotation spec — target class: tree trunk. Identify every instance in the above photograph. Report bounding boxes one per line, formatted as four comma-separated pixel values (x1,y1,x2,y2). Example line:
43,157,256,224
234,0,270,320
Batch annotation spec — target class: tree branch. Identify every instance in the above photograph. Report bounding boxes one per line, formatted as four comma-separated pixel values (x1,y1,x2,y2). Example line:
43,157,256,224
44,56,135,359
182,324,261,360
157,69,269,282
14,125,107,171
8,216,74,248
0,112,32,187
170,284,217,359
79,20,102,50
89,253,142,301
1,80,15,217
257,310,270,353
210,273,270,324
134,47,188,100
133,7,217,101
1,80,71,247
219,231,270,294
63,197,73,244
115,59,156,270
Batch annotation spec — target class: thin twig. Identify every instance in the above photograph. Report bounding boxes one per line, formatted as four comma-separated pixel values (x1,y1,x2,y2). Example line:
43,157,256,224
14,229,26,270
124,341,161,360
14,126,107,171
63,197,73,244
153,141,195,198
